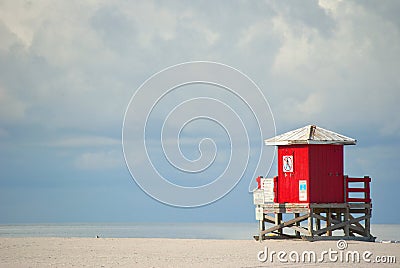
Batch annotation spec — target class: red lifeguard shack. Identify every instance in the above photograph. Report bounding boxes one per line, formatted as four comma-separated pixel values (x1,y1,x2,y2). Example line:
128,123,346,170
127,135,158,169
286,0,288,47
254,125,373,241
265,124,356,204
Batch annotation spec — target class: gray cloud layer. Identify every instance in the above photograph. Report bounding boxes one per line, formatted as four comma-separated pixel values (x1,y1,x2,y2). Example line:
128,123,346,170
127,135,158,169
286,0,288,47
0,0,399,222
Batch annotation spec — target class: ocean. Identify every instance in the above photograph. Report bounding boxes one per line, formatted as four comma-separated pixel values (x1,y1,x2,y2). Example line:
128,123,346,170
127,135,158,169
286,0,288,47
0,223,399,242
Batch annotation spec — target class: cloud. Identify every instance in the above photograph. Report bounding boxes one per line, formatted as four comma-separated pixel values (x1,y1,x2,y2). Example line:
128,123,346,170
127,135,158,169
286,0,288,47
47,136,120,147
0,0,399,222
346,144,399,182
0,85,26,122
0,0,398,160
74,150,122,170
266,1,400,136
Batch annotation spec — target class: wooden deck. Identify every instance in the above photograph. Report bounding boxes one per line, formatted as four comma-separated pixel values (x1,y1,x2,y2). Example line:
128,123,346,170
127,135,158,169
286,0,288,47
253,176,374,242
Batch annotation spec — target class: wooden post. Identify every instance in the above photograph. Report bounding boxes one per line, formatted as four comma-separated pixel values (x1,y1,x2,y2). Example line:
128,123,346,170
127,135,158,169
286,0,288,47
295,213,301,238
365,207,371,237
344,206,349,236
259,219,265,242
327,209,332,236
275,213,282,235
308,209,314,237
316,212,321,230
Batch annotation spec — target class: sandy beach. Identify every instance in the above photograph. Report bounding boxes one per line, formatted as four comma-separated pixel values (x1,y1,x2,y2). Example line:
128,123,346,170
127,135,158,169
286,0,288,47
0,237,398,267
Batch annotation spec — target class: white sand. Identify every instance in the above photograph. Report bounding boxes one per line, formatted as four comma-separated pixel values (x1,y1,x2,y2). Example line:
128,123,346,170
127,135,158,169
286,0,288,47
0,237,399,267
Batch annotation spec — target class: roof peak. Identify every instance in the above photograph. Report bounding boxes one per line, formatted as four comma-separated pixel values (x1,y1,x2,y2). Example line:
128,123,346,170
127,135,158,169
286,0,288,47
264,125,357,146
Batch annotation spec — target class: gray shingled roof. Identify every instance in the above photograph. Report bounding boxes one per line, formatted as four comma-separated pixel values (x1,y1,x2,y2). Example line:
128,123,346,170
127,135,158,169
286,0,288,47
264,125,356,145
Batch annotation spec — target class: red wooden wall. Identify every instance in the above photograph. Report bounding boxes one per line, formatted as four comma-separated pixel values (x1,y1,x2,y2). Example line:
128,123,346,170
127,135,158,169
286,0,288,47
277,144,344,203
309,144,344,203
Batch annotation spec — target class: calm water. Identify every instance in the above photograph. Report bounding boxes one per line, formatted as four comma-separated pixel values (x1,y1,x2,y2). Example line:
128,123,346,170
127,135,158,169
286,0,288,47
0,223,398,242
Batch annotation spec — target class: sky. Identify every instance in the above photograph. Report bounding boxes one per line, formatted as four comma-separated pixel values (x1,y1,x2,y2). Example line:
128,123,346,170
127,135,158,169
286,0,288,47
0,0,400,224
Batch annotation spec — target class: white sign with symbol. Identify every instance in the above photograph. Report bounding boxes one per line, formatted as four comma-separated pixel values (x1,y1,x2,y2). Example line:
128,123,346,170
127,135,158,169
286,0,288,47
283,155,293,172
299,180,307,201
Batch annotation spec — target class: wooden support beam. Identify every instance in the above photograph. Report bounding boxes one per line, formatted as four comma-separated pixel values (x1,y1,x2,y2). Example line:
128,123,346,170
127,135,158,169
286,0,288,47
313,213,326,221
291,225,309,235
348,203,371,209
349,225,367,236
327,210,332,236
349,214,365,230
258,219,265,242
365,208,371,237
255,200,373,241
344,207,349,236
308,209,314,236
349,209,369,214
310,203,347,209
276,213,283,235
304,236,375,242
260,213,310,236
295,213,301,238
316,215,321,230
314,214,370,236
264,214,275,224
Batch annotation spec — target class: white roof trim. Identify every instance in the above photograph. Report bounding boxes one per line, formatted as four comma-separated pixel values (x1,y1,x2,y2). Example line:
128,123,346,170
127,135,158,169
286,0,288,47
264,125,357,146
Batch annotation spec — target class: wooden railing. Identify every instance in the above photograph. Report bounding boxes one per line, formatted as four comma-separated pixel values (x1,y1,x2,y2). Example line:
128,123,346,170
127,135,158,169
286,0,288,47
344,175,371,203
